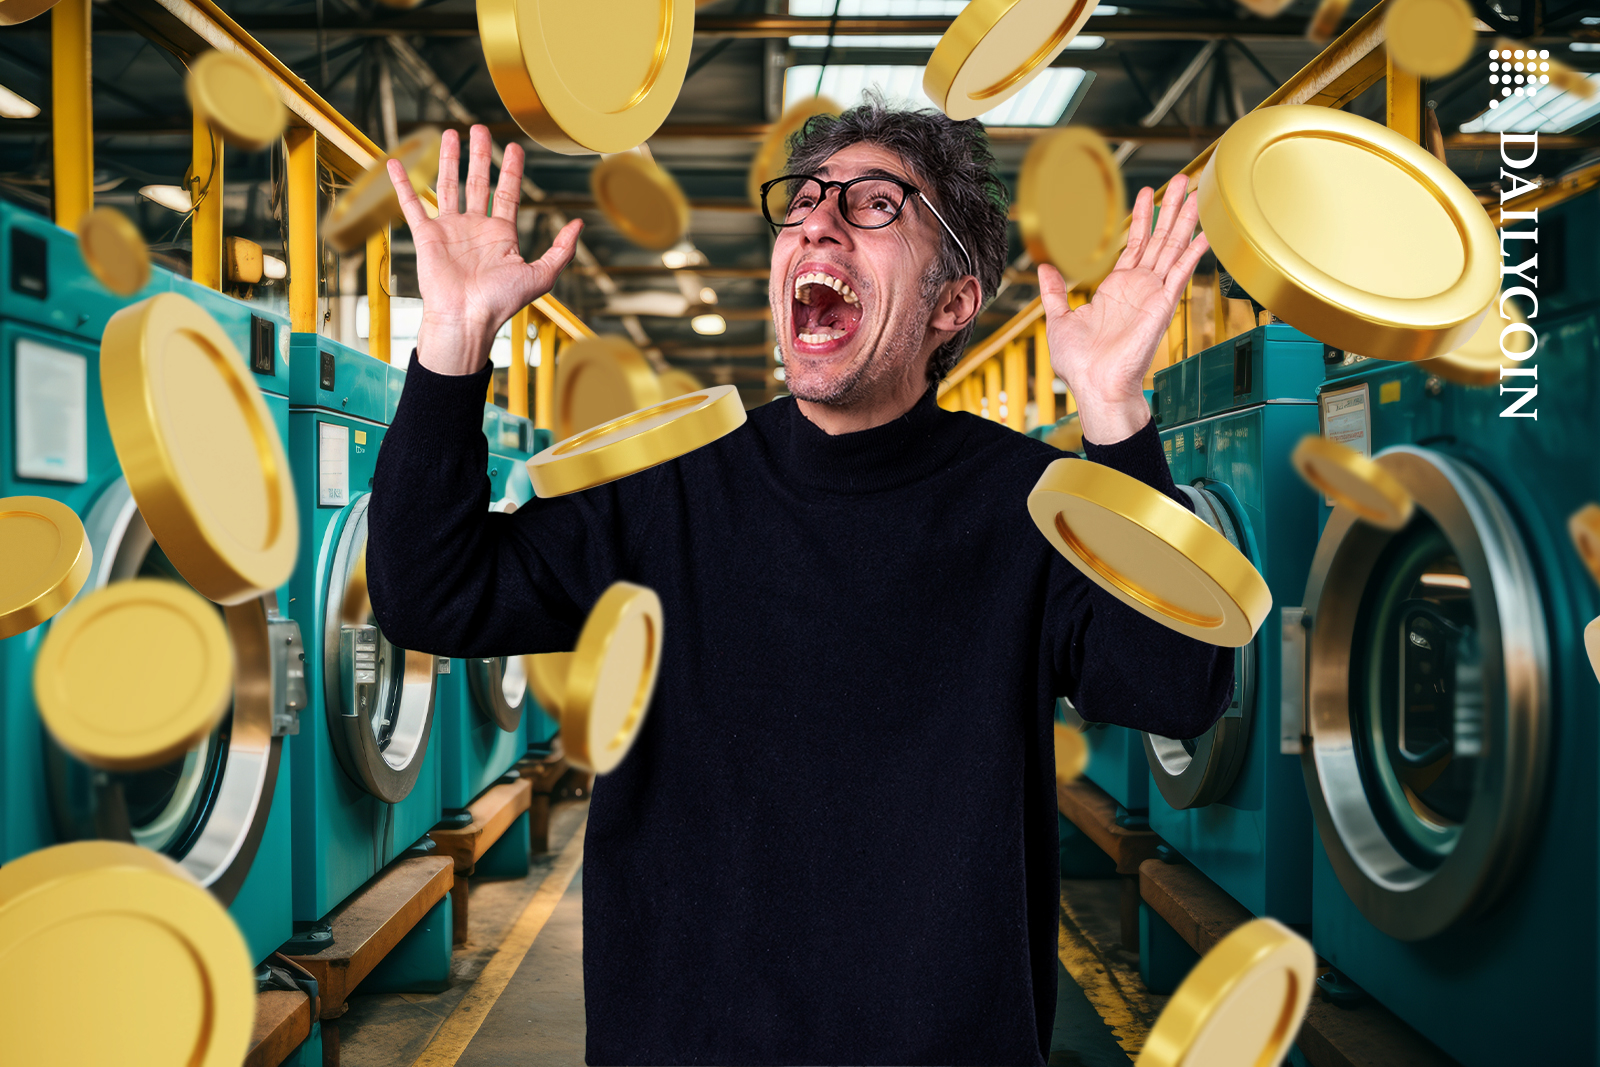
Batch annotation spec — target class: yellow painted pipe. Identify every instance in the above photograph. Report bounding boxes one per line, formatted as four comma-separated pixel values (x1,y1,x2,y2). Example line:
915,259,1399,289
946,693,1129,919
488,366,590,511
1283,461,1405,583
983,359,1002,422
1033,319,1054,429
508,306,531,418
286,128,319,334
191,112,223,290
1003,340,1027,431
51,0,93,232
1386,55,1423,143
366,225,390,363
535,316,557,432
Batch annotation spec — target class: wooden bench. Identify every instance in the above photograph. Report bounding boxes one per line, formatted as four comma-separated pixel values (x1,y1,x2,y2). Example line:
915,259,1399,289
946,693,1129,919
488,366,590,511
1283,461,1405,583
428,776,533,943
517,752,570,854
1055,776,1165,952
245,989,312,1067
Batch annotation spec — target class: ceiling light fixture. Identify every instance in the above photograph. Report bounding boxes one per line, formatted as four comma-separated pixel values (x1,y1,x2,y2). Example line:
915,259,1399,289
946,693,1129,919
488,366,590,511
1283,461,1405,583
139,184,193,213
699,286,718,305
0,82,39,119
691,313,727,336
261,254,287,281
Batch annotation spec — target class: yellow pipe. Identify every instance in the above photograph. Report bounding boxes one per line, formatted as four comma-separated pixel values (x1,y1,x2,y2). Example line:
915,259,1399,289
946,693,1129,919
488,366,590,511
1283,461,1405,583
1003,340,1027,431
286,128,319,334
983,359,1002,422
366,225,390,363
508,307,530,418
961,375,980,416
51,0,93,232
190,112,223,289
535,316,557,432
1386,54,1423,143
1033,319,1054,429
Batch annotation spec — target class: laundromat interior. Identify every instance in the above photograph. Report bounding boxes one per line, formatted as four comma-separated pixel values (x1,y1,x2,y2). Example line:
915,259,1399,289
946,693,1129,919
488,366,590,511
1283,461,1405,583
0,0,1598,1064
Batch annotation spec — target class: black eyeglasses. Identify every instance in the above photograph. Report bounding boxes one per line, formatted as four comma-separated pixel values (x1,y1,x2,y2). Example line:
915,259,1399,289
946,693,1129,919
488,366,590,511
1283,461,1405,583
759,173,974,278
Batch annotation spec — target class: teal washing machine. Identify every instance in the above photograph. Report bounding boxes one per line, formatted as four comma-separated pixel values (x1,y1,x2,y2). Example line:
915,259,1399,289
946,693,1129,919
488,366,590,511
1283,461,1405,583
1291,194,1600,1065
285,333,443,924
1144,326,1324,927
517,423,563,756
0,202,306,966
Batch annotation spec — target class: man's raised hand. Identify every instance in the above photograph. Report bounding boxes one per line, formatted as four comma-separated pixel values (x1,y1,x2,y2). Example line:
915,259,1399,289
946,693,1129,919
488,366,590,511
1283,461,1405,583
389,124,582,376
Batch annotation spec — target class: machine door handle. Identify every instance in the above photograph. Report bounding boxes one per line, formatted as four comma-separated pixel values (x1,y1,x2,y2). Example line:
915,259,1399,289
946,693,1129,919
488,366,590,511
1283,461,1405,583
1281,607,1309,755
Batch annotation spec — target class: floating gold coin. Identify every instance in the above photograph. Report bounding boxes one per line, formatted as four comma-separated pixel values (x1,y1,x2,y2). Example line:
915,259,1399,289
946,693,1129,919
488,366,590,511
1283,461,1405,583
1569,504,1600,588
0,841,254,1066
34,579,233,771
553,334,666,440
1291,435,1415,530
1385,0,1474,78
0,496,91,640
0,0,59,25
77,206,151,297
657,368,704,399
563,582,663,774
186,50,286,152
1028,460,1272,646
1422,294,1531,386
1305,0,1350,42
1135,917,1314,1067
101,293,299,604
524,650,575,714
325,128,442,254
531,385,746,497
590,153,690,251
1054,721,1088,784
1018,127,1126,284
748,97,840,208
1198,105,1499,362
1586,617,1600,686
924,0,1097,121
479,0,694,155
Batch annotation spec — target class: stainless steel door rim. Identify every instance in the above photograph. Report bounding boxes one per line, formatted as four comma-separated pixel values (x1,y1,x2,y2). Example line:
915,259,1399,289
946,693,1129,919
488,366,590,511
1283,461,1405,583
468,654,528,733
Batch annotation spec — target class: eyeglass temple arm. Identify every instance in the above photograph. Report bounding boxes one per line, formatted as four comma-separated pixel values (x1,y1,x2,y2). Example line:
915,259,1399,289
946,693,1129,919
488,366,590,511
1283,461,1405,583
916,192,974,279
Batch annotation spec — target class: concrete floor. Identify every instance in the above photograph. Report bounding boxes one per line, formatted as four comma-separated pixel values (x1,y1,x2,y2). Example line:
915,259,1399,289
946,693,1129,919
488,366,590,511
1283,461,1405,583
339,804,1141,1066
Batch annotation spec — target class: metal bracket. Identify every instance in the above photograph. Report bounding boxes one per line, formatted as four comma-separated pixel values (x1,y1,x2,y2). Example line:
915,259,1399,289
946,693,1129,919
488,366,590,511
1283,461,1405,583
267,605,307,737
1280,607,1309,755
341,624,380,722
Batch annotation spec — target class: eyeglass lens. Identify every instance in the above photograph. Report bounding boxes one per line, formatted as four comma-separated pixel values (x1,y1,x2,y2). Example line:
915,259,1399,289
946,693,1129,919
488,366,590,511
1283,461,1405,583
771,178,910,229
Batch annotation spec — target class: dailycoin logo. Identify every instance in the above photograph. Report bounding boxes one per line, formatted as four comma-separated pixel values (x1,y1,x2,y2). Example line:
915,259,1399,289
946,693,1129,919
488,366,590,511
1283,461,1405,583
1488,47,1552,110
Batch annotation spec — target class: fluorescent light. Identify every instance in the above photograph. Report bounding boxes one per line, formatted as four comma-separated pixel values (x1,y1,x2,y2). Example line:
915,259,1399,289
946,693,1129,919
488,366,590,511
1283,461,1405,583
1572,43,1600,52
0,82,39,119
785,64,1090,125
139,184,192,213
261,254,287,281
699,286,718,304
691,313,727,335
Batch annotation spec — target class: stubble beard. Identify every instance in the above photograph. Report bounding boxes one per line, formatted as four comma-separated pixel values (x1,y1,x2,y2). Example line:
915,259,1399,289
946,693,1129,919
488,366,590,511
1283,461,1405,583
780,300,931,408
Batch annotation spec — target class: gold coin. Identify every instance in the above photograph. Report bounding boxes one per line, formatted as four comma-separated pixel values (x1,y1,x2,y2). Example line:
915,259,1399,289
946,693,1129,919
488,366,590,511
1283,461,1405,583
748,97,840,209
0,0,59,25
924,0,1097,121
1422,294,1532,386
1018,127,1126,284
0,496,91,640
1054,721,1088,784
590,153,690,251
186,50,286,152
1198,105,1499,362
324,127,443,254
554,334,666,440
34,579,233,772
529,385,747,498
1586,617,1600,686
1027,460,1272,647
101,293,299,604
0,841,254,1066
479,0,694,155
1135,917,1314,1067
563,582,663,774
1386,0,1474,78
1569,504,1600,588
524,650,575,714
1305,0,1350,42
78,207,152,297
657,368,704,399
1291,435,1414,530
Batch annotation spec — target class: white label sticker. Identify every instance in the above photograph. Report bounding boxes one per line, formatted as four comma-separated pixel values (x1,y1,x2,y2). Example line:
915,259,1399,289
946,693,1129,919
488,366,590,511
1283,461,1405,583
318,421,349,507
1319,384,1370,508
14,338,87,483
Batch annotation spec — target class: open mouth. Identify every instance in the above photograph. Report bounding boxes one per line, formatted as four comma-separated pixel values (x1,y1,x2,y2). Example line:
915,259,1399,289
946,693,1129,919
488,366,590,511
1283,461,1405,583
790,265,864,349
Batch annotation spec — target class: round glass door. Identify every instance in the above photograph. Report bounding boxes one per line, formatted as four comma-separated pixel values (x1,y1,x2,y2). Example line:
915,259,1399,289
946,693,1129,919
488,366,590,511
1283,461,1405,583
468,655,528,732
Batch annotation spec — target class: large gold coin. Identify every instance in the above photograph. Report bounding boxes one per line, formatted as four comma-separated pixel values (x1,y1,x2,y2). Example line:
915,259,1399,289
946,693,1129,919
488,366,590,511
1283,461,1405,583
1018,127,1126,284
924,0,1097,121
1570,503,1600,588
186,50,286,152
1027,460,1272,647
1198,105,1498,362
748,97,840,208
657,367,704,399
325,128,443,254
590,153,690,251
529,385,746,498
553,334,665,440
524,650,575,714
1385,0,1475,78
101,293,299,604
563,582,663,774
479,0,694,155
1291,435,1414,530
1421,291,1531,386
34,579,233,771
78,206,152,297
0,496,91,640
1135,917,1314,1067
0,0,59,25
0,841,254,1066
1054,721,1088,784
1586,617,1600,686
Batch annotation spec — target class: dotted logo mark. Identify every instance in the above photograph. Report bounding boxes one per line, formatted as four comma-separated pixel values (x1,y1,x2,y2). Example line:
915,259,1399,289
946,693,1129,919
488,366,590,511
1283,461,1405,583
1489,48,1552,109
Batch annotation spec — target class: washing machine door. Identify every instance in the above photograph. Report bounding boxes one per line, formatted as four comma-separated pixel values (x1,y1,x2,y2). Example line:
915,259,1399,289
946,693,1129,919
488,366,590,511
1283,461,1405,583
46,479,304,905
1142,483,1255,809
323,492,438,804
467,654,528,732
1295,446,1549,941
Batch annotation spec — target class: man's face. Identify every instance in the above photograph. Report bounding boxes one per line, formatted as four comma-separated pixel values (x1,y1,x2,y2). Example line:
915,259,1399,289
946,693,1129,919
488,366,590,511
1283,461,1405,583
769,143,950,406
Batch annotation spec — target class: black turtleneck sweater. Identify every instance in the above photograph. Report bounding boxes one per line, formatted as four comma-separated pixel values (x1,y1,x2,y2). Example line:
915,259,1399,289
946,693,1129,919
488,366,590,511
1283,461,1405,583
368,360,1233,1067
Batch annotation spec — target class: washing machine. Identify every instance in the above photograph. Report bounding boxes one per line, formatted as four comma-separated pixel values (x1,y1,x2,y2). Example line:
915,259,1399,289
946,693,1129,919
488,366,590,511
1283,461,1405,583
285,332,442,923
1292,195,1600,1063
1145,324,1324,924
0,202,306,966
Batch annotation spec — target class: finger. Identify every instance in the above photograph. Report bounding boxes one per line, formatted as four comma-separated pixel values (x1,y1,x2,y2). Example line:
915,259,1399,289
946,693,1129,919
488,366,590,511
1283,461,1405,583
492,141,525,223
1119,186,1154,270
436,128,460,214
1163,230,1211,302
527,218,585,294
465,124,494,215
1138,173,1188,270
1038,262,1074,320
1152,191,1203,277
387,158,432,233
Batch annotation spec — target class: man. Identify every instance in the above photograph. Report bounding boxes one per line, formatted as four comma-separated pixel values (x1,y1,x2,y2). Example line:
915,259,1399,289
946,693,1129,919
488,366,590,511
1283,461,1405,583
370,103,1231,1066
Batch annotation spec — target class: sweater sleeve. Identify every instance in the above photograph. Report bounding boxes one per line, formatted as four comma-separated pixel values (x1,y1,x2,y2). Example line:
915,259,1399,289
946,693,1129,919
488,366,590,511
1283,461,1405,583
366,357,657,659
1045,416,1236,741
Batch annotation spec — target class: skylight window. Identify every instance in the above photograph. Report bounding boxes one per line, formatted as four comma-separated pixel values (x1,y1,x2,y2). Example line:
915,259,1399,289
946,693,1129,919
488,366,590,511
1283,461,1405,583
785,64,1092,126
1460,70,1600,134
